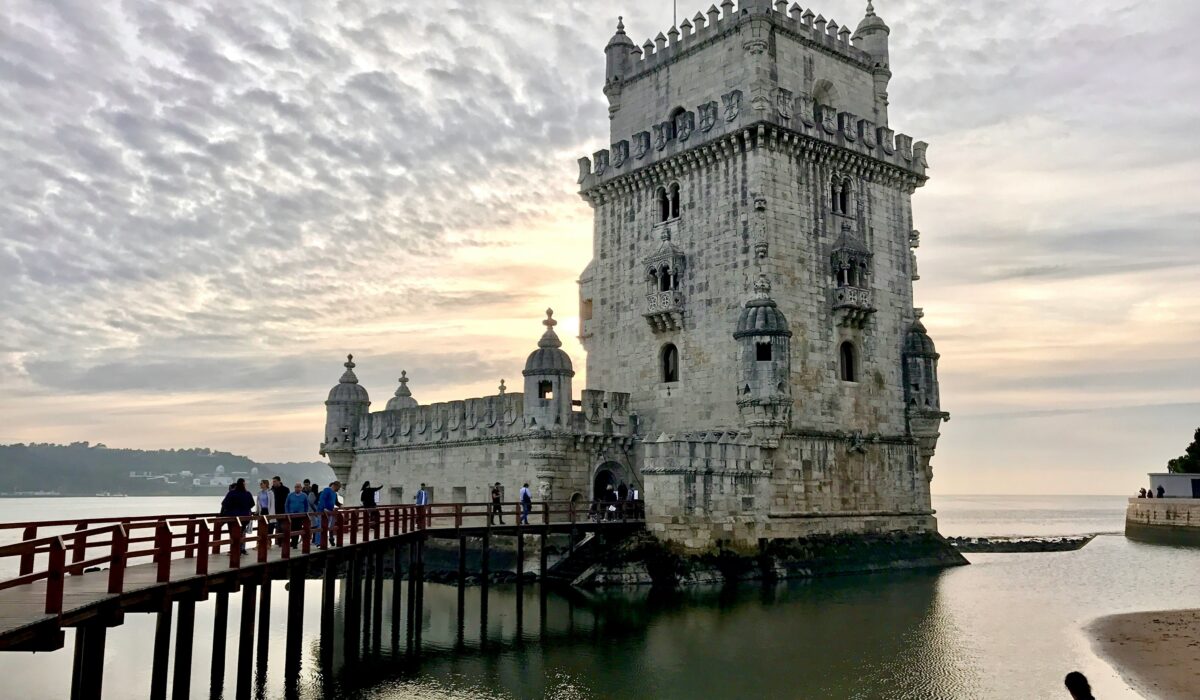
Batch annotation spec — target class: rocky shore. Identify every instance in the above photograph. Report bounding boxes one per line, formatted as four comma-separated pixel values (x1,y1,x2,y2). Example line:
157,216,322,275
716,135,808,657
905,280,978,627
946,535,1094,553
1090,609,1200,700
576,531,968,587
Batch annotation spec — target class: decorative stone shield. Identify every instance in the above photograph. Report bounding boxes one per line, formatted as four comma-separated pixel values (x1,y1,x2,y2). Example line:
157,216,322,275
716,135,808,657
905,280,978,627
611,139,629,168
776,88,793,121
819,104,837,134
633,131,651,159
653,123,667,151
796,93,816,128
859,119,877,149
723,90,742,122
698,101,718,132
676,110,696,141
593,149,610,175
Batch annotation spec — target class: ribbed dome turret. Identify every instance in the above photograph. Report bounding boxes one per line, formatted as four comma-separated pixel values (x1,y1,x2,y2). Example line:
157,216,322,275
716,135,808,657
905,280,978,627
734,276,793,339
385,370,418,410
904,317,938,358
327,354,370,403
606,16,636,50
523,309,575,377
855,1,889,35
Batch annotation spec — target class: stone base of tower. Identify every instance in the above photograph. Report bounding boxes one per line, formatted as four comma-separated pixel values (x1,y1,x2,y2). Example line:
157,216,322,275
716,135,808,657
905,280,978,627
641,432,939,552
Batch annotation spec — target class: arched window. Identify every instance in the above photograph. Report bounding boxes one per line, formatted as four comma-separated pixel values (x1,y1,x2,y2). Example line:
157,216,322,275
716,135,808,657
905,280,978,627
659,265,671,291
839,342,857,382
538,380,554,399
756,341,773,362
656,187,669,223
661,343,680,383
831,180,841,214
669,182,681,219
839,178,853,216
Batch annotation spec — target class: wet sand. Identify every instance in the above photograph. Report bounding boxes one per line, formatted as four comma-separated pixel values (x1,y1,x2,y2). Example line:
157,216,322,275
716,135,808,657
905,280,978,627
1090,609,1200,699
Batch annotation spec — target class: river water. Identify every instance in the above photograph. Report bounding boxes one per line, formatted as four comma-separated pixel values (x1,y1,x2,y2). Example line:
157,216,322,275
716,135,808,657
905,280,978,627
1,495,1196,699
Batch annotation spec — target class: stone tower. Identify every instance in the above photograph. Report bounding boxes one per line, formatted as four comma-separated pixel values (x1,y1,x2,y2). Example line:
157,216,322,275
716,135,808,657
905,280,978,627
322,354,370,482
578,1,948,548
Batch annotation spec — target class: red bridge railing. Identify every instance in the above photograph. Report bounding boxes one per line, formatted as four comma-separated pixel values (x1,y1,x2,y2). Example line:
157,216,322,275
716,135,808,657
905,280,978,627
0,499,643,619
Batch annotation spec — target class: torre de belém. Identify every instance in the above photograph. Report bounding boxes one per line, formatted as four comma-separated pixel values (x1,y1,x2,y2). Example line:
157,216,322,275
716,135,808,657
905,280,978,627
321,0,950,552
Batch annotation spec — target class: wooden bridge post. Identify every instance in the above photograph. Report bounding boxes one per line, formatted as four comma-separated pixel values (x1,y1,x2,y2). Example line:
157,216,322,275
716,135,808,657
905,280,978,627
108,524,128,594
479,529,489,647
539,530,548,583
285,563,306,679
45,537,66,615
390,540,403,645
171,598,196,700
149,598,173,700
414,536,425,649
255,578,272,689
209,591,229,693
372,547,385,651
405,541,416,650
321,556,336,653
360,546,373,647
19,525,37,575
344,549,361,659
235,581,257,700
516,532,526,594
69,624,107,700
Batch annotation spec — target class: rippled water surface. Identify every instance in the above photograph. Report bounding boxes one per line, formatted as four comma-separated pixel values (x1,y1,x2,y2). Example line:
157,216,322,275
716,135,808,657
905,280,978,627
1,495,1195,699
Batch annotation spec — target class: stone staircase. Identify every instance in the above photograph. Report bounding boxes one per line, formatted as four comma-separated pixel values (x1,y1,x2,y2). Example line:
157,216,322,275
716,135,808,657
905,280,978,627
543,532,604,586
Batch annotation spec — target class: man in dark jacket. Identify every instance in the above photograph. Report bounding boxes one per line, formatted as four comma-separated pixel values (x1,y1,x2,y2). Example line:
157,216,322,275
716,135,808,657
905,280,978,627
270,476,290,544
220,479,256,554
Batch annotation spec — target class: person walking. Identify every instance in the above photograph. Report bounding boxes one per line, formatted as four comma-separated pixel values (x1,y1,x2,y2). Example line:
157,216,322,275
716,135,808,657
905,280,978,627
604,483,617,521
271,476,290,544
317,481,341,546
256,479,272,542
361,480,385,535
1157,484,1166,498
285,482,310,549
490,482,504,524
414,483,429,528
221,479,255,554
307,483,321,542
519,482,532,525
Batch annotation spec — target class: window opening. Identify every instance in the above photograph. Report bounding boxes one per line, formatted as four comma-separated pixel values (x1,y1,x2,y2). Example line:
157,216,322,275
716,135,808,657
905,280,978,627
538,380,554,399
661,344,680,383
839,342,857,382
756,342,773,361
669,183,681,219
657,187,669,223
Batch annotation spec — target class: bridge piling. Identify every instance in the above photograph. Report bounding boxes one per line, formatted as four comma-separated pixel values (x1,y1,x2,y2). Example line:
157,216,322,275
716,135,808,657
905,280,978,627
390,541,402,647
414,536,425,649
285,565,305,679
172,598,195,700
405,541,416,652
209,591,229,695
255,579,271,694
371,547,384,652
69,624,107,700
235,581,257,700
149,599,173,699
344,550,361,659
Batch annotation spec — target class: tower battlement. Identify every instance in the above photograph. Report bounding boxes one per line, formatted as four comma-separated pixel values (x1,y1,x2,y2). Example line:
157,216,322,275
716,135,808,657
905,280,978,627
624,1,873,83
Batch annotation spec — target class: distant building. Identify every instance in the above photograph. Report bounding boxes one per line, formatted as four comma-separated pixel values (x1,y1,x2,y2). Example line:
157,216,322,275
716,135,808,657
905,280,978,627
321,1,948,551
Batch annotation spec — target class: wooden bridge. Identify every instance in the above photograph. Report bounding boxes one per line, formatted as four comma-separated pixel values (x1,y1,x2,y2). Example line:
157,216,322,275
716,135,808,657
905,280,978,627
0,500,644,699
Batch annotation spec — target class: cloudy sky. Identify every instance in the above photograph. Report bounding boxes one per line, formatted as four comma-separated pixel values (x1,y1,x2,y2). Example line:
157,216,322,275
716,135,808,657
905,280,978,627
1,0,1197,494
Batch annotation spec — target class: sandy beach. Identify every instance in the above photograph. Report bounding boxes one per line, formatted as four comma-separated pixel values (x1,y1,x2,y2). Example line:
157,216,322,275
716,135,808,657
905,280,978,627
1090,609,1200,699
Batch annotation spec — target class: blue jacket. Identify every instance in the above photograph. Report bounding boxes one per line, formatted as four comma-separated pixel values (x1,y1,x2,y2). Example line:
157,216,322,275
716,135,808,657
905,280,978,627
285,492,310,514
318,487,339,511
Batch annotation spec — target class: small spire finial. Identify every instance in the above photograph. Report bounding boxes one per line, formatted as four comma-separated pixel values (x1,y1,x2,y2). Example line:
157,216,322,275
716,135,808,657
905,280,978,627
544,308,557,329
345,354,355,369
399,370,408,386
616,16,625,33
498,378,507,395
866,1,876,17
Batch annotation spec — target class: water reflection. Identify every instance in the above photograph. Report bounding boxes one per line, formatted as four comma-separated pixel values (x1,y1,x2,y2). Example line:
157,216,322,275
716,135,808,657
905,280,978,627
304,571,965,700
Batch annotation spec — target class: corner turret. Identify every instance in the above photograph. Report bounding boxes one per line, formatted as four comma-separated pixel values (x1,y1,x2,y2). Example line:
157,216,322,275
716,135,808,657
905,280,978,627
523,309,575,431
385,370,418,411
904,310,950,481
734,276,793,445
321,354,370,481
854,1,892,125
604,17,637,118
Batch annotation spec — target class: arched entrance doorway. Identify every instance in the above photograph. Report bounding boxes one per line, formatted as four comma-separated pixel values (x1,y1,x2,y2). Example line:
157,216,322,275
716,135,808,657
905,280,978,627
592,461,626,501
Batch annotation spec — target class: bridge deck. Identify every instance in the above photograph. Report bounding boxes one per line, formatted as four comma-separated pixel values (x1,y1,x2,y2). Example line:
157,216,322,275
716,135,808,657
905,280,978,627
0,502,644,651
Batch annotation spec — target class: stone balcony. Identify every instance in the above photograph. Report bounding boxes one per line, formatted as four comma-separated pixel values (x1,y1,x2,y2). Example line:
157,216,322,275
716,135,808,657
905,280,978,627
644,290,684,332
832,286,875,328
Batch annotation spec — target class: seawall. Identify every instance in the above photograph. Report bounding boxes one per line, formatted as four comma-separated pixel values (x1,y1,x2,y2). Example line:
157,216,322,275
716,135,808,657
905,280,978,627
1125,498,1200,546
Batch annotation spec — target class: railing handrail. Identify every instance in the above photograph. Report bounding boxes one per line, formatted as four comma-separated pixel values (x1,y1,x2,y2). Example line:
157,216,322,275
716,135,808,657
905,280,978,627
0,500,645,620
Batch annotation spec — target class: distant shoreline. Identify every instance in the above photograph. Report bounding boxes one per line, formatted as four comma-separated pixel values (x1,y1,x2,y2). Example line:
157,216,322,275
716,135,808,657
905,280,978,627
1089,609,1200,700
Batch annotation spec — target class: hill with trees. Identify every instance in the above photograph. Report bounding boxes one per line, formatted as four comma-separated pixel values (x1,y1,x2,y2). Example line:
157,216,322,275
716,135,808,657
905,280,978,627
0,442,334,496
